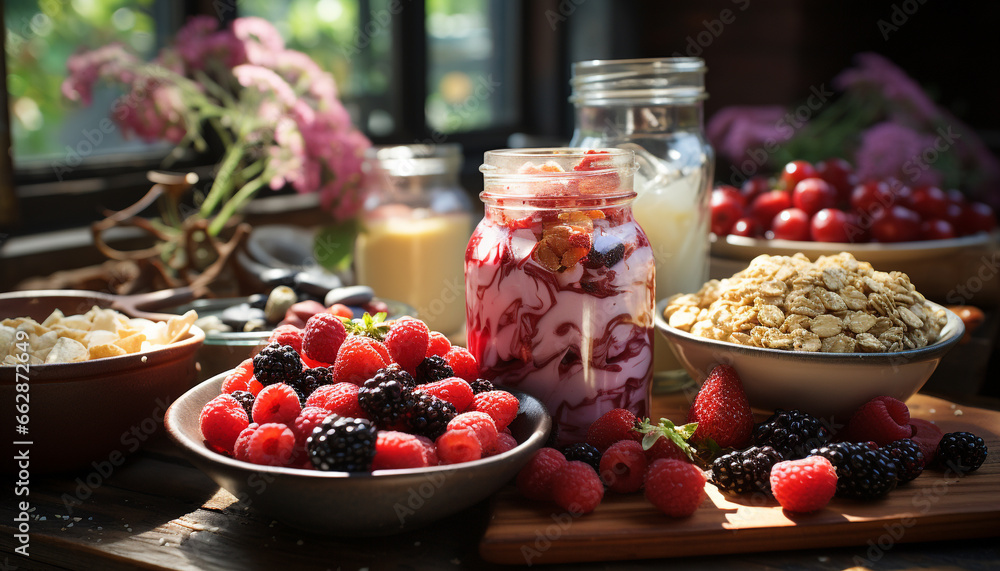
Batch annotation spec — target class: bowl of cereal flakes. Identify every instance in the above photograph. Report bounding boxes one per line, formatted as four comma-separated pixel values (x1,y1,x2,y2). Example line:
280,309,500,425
0,290,204,473
655,252,965,422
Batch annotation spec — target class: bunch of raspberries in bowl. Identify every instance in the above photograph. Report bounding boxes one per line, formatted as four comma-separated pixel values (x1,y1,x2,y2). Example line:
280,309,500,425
197,312,521,472
516,364,989,517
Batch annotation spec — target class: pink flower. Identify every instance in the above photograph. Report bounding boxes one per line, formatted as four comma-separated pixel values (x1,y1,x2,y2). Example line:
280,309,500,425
61,43,139,105
232,64,298,109
272,49,338,102
116,78,187,143
233,17,285,66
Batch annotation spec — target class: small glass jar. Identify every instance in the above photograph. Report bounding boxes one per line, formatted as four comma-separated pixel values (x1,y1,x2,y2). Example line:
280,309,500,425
355,144,473,335
465,148,654,444
569,57,714,391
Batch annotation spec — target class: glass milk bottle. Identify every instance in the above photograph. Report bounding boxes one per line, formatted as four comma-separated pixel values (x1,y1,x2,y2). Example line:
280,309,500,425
466,148,654,444
354,144,473,335
569,57,714,391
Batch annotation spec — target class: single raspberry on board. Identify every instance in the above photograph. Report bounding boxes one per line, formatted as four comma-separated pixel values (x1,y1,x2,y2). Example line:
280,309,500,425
516,447,567,501
599,439,647,493
425,331,452,358
443,346,479,382
302,313,348,365
247,422,296,467
268,324,304,355
687,364,753,449
435,428,482,464
769,456,838,513
251,383,303,425
841,396,911,446
332,335,388,385
418,377,475,411
447,411,498,453
305,382,367,419
385,316,430,374
644,458,707,517
586,408,640,453
372,431,430,470
551,461,604,514
471,390,519,430
199,394,250,455
222,359,254,393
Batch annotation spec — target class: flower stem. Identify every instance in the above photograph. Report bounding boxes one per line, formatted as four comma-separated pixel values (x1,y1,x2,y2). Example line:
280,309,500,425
199,142,245,219
208,176,267,236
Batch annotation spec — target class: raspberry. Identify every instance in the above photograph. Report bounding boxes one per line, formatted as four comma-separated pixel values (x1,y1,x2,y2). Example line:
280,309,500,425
562,443,601,473
358,364,417,428
471,390,519,430
516,448,568,501
251,383,302,425
233,423,259,462
644,458,707,518
599,440,647,493
247,378,264,396
586,408,639,453
443,346,479,382
842,396,911,446
882,439,925,482
385,316,430,374
253,342,303,386
332,335,388,385
372,431,430,470
769,456,838,513
414,356,455,385
468,378,495,395
425,331,452,358
447,411,498,453
435,428,482,464
644,436,690,463
491,433,518,456
307,416,377,472
302,313,348,365
908,418,944,465
687,364,753,449
418,377,474,411
230,390,255,420
268,324,303,354
248,423,296,466
406,392,456,439
199,394,250,455
291,406,332,460
937,431,988,473
306,382,367,419
551,461,604,514
414,434,439,466
222,359,254,393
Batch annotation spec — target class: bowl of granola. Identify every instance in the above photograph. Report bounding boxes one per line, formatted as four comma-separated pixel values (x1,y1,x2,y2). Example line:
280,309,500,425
655,252,964,422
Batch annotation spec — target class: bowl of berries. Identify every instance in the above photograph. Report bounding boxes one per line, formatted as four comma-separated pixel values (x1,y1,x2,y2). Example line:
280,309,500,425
164,313,551,535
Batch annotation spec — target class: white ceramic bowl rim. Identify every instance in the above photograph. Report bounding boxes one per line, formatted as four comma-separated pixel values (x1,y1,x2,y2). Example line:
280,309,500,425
654,299,965,363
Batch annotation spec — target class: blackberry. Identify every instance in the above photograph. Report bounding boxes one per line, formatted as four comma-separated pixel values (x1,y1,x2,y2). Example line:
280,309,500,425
415,356,454,384
358,364,417,428
406,392,457,439
252,342,303,386
711,446,785,495
306,415,377,472
881,439,925,482
230,390,255,421
469,378,495,395
936,431,987,473
809,442,897,500
753,409,831,459
291,367,335,404
561,443,602,474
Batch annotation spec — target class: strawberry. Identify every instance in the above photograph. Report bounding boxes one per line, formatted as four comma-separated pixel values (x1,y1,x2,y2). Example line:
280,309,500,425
332,335,387,385
585,408,639,453
385,316,430,374
687,364,753,449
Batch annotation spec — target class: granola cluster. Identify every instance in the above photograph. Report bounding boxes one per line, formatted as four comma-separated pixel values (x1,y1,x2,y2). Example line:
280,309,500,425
663,253,948,353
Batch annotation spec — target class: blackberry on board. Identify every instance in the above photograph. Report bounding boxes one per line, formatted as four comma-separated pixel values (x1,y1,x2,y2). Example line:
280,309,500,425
252,342,303,386
711,446,785,495
358,364,418,428
406,392,457,439
469,378,495,395
415,356,454,384
881,439,925,482
809,442,898,500
230,390,255,421
936,431,988,473
306,415,377,472
561,443,602,474
753,409,831,459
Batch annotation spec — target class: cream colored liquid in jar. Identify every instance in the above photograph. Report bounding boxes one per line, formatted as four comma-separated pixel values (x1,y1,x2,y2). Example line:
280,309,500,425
355,207,472,334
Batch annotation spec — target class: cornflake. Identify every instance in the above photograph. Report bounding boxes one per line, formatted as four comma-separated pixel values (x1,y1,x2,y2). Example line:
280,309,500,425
664,253,947,353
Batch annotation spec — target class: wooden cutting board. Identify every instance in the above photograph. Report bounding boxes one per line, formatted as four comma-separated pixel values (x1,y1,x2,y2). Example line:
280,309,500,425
479,393,1000,565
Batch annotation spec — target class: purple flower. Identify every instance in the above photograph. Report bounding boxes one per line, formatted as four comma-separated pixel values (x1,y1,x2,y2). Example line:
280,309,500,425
706,105,793,164
834,52,939,124
854,122,943,188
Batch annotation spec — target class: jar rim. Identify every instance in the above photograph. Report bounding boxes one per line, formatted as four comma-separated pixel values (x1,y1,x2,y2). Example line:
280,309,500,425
480,148,636,202
365,143,463,176
570,57,707,105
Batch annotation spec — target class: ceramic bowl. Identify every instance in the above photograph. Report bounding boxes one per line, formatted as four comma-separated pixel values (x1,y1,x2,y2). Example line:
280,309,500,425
654,298,965,421
0,290,204,473
165,372,551,536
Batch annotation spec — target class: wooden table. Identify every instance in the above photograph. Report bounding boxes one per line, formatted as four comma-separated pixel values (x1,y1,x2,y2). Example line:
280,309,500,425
3,391,999,571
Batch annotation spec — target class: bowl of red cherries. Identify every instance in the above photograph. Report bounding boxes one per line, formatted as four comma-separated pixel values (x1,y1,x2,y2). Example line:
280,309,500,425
710,158,998,263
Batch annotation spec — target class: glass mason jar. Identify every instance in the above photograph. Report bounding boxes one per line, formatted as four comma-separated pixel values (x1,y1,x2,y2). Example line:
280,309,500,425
465,148,655,444
354,144,473,335
569,57,714,391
